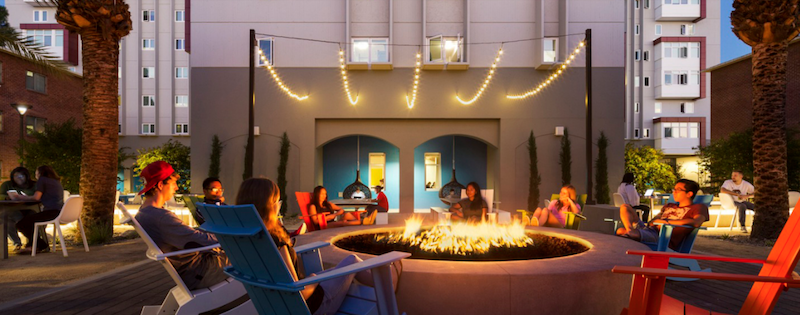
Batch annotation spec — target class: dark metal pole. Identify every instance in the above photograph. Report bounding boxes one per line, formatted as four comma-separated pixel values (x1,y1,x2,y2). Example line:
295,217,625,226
244,29,255,179
19,112,25,167
585,29,593,204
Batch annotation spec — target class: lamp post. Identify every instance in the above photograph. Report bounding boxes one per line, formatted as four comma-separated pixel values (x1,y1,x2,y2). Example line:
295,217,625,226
11,103,31,167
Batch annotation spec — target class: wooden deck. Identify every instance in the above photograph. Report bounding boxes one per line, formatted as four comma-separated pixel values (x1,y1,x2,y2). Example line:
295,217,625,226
2,257,800,314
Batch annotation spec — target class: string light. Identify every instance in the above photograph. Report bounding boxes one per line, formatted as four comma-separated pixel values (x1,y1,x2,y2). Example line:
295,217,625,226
455,46,503,105
406,51,422,108
339,49,359,105
257,49,308,101
507,40,585,100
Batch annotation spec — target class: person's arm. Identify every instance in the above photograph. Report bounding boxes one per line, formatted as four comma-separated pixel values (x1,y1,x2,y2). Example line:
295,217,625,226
15,191,42,201
719,181,738,196
158,212,217,249
449,201,464,217
566,198,581,214
663,213,705,227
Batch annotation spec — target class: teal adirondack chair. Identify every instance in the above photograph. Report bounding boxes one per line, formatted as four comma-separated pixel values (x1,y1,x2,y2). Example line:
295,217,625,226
196,203,410,315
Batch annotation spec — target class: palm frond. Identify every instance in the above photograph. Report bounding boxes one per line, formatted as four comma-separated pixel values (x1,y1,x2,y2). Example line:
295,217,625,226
0,30,70,75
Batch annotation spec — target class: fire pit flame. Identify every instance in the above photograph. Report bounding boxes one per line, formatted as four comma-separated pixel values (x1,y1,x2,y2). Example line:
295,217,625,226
375,216,534,255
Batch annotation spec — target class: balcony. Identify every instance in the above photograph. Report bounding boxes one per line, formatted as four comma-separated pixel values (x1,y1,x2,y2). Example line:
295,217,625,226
654,137,700,155
655,84,700,99
655,3,700,21
24,0,56,7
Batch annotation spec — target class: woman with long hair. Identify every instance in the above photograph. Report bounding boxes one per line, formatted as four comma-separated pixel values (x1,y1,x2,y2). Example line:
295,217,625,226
13,165,65,254
528,185,581,228
0,167,38,250
237,178,385,314
308,186,362,230
618,172,650,221
449,182,488,221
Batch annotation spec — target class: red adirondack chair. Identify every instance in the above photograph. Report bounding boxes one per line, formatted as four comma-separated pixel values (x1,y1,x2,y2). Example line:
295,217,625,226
296,191,326,231
613,198,800,315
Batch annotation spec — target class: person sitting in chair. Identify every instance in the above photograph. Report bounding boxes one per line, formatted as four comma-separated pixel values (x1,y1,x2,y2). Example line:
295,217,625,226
616,179,708,251
365,185,389,214
720,170,755,233
13,165,64,255
527,185,581,228
351,186,366,199
237,178,396,314
202,177,226,205
449,182,488,221
135,161,230,290
309,186,364,229
0,167,38,251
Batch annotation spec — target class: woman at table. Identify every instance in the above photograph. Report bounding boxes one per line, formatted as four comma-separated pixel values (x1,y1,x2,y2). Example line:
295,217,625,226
528,185,581,228
449,182,488,221
0,167,38,250
618,172,650,221
238,178,395,314
12,165,64,254
308,186,362,229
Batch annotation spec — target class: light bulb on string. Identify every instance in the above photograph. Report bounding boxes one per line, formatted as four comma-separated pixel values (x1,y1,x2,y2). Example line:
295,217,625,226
338,49,359,105
507,40,586,100
456,46,504,105
406,49,423,109
257,48,308,101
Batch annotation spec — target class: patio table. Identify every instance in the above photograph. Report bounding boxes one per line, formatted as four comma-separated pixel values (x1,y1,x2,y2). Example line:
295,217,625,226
440,197,462,206
0,200,41,259
330,199,377,209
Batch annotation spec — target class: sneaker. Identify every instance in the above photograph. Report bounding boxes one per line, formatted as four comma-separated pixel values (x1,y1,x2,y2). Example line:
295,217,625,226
529,216,540,227
290,223,307,237
362,211,378,225
740,226,748,233
15,247,32,255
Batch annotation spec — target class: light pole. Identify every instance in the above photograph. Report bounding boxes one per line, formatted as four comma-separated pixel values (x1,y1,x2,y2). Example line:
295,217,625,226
11,103,31,167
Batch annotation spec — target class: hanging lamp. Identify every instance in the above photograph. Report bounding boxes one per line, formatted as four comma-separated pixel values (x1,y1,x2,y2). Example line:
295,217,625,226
439,136,466,202
343,135,372,200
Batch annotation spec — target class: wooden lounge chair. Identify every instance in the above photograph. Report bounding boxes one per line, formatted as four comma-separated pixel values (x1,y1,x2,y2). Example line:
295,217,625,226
196,203,411,315
518,197,587,229
612,199,800,315
296,191,327,231
117,202,253,315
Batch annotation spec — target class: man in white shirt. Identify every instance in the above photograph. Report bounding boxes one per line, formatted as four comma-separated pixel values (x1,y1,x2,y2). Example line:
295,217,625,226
720,170,755,233
351,186,366,199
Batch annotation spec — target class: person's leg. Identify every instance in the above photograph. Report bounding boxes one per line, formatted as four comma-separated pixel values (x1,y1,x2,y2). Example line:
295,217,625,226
1,210,24,247
618,204,638,234
534,208,550,227
633,205,651,222
543,211,563,228
734,201,747,227
315,255,360,315
16,211,60,250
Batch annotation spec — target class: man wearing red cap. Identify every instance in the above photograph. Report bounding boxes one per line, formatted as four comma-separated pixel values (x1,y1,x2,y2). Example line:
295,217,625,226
134,161,230,290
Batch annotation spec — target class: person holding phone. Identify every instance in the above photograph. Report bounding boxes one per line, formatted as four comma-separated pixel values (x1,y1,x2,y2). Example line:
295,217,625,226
0,167,38,250
13,166,64,254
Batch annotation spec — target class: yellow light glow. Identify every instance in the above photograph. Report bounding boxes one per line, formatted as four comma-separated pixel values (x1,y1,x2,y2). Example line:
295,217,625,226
257,49,308,101
456,46,504,105
338,49,359,105
406,51,423,109
506,41,586,100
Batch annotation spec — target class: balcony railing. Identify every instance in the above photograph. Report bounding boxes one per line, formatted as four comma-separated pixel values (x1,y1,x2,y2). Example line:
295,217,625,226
655,3,701,21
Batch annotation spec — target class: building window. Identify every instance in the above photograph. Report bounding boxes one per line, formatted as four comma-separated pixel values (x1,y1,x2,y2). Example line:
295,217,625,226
635,76,640,87
142,39,155,50
143,10,155,22
175,95,188,107
369,153,386,188
644,0,650,8
635,24,640,35
678,73,688,85
119,124,122,134
141,124,156,135
175,124,189,135
643,51,650,61
665,0,700,4
26,71,47,93
175,10,185,22
663,43,696,59
635,0,640,9
543,38,558,63
428,35,464,63
634,128,640,138
635,102,640,113
644,77,650,86
680,24,695,35
681,102,695,113
26,116,46,135
175,39,185,50
175,67,188,79
142,67,155,78
655,24,662,35
424,153,441,190
33,10,48,22
635,50,641,61
257,38,273,66
663,122,699,139
655,102,662,113
689,43,700,58
24,29,63,48
351,38,389,63
142,95,155,107
643,128,650,138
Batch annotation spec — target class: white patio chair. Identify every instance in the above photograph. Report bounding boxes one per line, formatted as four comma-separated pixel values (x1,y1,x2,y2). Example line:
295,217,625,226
116,202,254,315
789,191,800,214
613,193,625,207
32,196,89,257
720,193,754,230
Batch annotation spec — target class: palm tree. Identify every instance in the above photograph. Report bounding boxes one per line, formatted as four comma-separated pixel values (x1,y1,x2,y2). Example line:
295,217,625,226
731,1,800,239
1,5,67,72
56,0,132,243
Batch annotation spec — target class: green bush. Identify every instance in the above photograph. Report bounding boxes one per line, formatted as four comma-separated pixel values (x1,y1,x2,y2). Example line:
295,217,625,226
134,140,191,193
624,143,676,194
18,119,82,193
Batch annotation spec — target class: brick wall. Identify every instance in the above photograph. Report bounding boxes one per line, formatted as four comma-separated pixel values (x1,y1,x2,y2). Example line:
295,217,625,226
0,50,83,182
710,42,800,140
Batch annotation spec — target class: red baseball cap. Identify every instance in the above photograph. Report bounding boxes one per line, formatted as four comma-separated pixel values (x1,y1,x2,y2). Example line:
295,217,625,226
138,161,175,195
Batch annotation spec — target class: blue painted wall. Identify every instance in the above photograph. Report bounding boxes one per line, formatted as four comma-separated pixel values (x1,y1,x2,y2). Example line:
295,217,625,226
322,136,399,209
414,136,487,210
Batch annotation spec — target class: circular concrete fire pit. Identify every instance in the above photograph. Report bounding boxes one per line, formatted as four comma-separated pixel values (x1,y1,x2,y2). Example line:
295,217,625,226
296,225,650,315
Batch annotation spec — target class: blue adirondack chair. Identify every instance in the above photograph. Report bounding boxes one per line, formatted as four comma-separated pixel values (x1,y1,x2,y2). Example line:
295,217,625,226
196,203,410,315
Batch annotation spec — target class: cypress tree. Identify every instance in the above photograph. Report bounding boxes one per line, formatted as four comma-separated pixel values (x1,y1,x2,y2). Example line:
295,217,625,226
208,134,223,178
528,131,541,210
278,132,291,215
595,132,610,204
560,128,572,186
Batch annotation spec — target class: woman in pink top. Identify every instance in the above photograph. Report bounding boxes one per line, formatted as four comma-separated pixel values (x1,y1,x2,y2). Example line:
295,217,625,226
529,185,581,228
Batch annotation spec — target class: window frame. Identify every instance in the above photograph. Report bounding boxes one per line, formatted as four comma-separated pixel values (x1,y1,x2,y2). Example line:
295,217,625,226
655,102,662,113
142,67,155,79
175,95,189,107
542,37,558,63
643,50,650,61
25,116,46,135
256,38,274,66
644,76,650,87
175,124,189,135
426,34,465,63
143,10,156,22
424,152,442,191
142,38,155,50
655,24,662,35
368,153,386,189
142,95,155,107
141,123,156,135
26,71,47,94
175,10,185,22
350,37,390,63
643,128,650,138
33,10,48,22
175,39,185,51
175,67,188,79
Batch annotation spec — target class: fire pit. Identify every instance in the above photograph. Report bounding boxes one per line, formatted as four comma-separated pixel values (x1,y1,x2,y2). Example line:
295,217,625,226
296,220,649,315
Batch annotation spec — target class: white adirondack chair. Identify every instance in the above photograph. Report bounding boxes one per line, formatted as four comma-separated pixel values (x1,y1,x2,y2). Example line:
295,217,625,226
789,191,799,214
117,202,255,315
719,193,754,230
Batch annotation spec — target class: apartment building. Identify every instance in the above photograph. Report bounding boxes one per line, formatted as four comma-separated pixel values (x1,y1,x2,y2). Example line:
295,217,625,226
6,0,190,192
189,0,627,217
624,0,720,183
